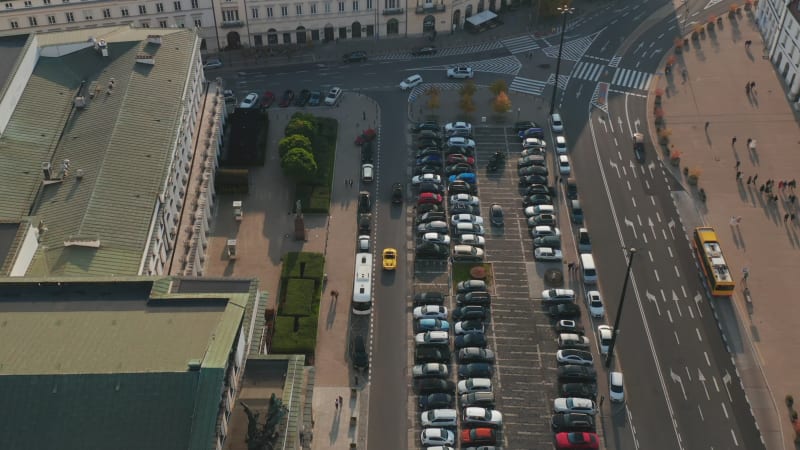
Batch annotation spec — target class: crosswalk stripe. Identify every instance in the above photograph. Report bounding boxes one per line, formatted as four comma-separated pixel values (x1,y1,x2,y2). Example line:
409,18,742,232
573,61,602,82
611,68,653,90
509,76,547,95
501,35,540,54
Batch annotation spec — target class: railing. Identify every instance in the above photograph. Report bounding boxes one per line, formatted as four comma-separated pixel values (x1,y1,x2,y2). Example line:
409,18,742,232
415,3,445,13
382,7,404,15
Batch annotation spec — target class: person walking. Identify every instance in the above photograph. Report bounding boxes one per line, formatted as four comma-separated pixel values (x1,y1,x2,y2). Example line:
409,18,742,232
785,213,790,223
338,395,344,409
732,136,737,145
735,160,741,169
746,175,752,184
335,398,339,411
742,267,749,282
705,121,710,131
779,181,784,190
736,171,742,180
567,261,575,272
759,184,765,193
753,174,759,184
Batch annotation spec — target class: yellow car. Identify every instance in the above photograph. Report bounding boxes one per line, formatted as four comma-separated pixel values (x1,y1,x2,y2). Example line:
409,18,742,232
382,248,398,270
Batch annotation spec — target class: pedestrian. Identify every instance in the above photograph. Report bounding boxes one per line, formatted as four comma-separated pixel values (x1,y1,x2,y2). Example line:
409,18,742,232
753,174,759,184
599,395,605,408
779,181,784,190
567,262,575,271
791,194,796,204
746,175,752,184
735,160,741,169
785,213,790,223
732,136,737,145
705,121,710,131
344,179,348,187
736,216,742,225
747,138,752,146
742,267,749,281
730,216,737,226
750,81,756,89
791,179,796,189
792,213,797,222
746,83,751,95
335,398,339,410
338,395,343,407
759,184,765,193
736,171,742,180
349,178,354,187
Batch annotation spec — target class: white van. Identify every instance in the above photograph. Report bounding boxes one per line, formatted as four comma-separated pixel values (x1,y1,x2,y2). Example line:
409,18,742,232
610,371,624,402
580,253,597,284
361,164,374,182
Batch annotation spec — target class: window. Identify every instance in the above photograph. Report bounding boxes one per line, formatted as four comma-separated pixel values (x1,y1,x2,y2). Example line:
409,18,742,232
191,0,198,8
24,0,31,6
47,14,55,23
159,19,167,27
65,11,73,22
310,3,316,14
251,7,257,18
121,7,128,16
140,20,150,27
176,18,184,27
324,2,331,12
295,4,301,14
43,0,51,4
338,1,344,11
222,9,238,20
352,0,357,11
280,5,287,16
10,20,18,28
385,0,397,8
366,0,372,9
61,0,68,3
193,18,201,26
4,2,12,8
156,3,163,12
102,8,110,18
266,6,272,17
173,1,181,10
84,12,92,20
138,5,146,14
28,16,36,26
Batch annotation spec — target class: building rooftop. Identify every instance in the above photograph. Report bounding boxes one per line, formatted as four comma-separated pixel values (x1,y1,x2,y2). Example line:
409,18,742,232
0,26,197,277
0,34,27,99
0,276,257,450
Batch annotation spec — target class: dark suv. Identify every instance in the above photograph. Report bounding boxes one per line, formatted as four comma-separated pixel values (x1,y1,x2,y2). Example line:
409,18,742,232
551,413,595,432
352,335,368,370
391,183,403,204
343,51,367,62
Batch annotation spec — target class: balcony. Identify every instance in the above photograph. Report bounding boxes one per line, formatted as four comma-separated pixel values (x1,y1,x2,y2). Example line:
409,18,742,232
382,7,404,15
221,20,244,28
415,3,445,14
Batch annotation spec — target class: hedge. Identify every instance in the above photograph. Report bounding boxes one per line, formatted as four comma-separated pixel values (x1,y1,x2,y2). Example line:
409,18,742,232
270,316,318,355
280,252,325,279
291,116,338,213
282,278,315,316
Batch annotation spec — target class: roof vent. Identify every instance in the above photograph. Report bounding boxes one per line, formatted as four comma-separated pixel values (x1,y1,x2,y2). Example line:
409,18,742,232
42,162,52,180
74,96,86,108
75,169,84,179
146,34,163,45
135,54,155,65
187,359,202,371
93,38,109,57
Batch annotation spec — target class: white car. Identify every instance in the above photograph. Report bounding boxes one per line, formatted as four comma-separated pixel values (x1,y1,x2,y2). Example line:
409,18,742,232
421,409,458,427
238,92,259,109
520,147,546,158
522,137,546,149
450,194,480,206
458,234,485,247
555,135,568,154
454,320,485,335
534,247,563,261
556,349,594,366
400,74,423,90
610,371,625,402
531,225,561,238
558,155,571,175
541,288,576,303
444,121,472,135
415,331,450,346
203,58,223,69
447,66,474,79
586,290,605,318
324,87,342,105
553,397,597,415
597,325,613,355
420,428,455,447
412,173,442,185
450,214,484,226
462,407,503,427
422,232,450,245
447,136,476,149
357,234,370,252
551,113,564,133
457,377,492,394
412,363,449,378
413,305,448,320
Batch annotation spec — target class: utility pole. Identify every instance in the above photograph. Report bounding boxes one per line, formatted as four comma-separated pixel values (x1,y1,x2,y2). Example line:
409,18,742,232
549,5,575,115
605,247,636,369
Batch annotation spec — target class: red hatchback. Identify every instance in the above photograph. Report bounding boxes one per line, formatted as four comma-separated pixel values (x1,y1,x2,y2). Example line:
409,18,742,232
261,91,275,108
418,192,443,205
446,154,475,165
461,427,496,445
555,432,599,449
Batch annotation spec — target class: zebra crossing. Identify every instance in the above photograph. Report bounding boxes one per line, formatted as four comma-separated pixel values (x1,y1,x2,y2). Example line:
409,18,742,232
609,55,622,68
611,67,653,90
413,56,522,76
572,61,606,82
372,41,503,61
541,31,600,62
501,35,540,55
509,76,547,96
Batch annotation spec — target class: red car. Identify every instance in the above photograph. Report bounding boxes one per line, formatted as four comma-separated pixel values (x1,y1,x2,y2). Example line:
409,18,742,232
279,89,294,107
555,432,599,449
446,154,475,165
461,427,496,445
418,192,443,205
261,91,275,108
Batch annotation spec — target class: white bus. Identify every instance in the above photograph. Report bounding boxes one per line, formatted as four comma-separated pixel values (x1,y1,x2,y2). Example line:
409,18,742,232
352,252,373,315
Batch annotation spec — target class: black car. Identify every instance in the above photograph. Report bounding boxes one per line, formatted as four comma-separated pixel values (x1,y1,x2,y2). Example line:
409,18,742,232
458,363,493,379
557,364,597,382
458,347,495,364
522,194,552,206
416,147,442,158
456,291,491,306
411,46,437,56
294,89,311,106
358,213,371,234
444,146,474,156
413,121,441,133
519,175,549,186
352,335,368,370
490,204,504,227
419,393,454,410
414,164,443,176
551,413,596,432
454,332,488,349
452,305,488,321
418,182,445,195
416,203,443,215
449,203,480,215
560,382,598,400
343,51,367,62
417,211,447,224
446,163,473,176
518,165,548,177
416,242,449,259
566,178,578,199
523,184,552,196
417,138,442,149
415,378,456,395
414,291,445,305
391,183,403,204
548,303,581,318
358,192,371,213
415,346,450,363
448,180,474,195
278,89,295,107
307,90,322,106
514,120,540,134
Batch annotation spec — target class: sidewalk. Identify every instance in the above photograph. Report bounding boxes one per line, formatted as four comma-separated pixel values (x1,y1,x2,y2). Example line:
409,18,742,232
650,6,799,450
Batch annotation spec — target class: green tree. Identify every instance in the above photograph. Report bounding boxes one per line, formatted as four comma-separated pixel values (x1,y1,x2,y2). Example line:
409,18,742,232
285,119,316,140
459,80,477,97
459,94,476,114
281,147,318,180
489,79,508,96
278,134,312,158
492,91,512,113
241,394,288,450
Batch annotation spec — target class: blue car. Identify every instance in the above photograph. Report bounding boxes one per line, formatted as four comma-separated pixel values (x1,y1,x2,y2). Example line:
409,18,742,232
416,154,443,166
449,172,476,184
518,127,545,139
414,318,451,333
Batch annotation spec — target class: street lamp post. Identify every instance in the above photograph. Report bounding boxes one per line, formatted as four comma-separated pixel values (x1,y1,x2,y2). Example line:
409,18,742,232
605,247,637,369
549,5,575,115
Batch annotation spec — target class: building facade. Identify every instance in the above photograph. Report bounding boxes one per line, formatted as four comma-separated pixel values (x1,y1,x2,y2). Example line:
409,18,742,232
0,0,510,52
757,0,800,108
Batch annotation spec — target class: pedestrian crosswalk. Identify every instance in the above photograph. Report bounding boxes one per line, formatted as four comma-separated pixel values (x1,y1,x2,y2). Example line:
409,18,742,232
501,35,540,55
509,76,547,96
372,41,503,61
572,61,606,82
609,55,622,68
611,67,653,91
541,31,599,62
413,56,522,76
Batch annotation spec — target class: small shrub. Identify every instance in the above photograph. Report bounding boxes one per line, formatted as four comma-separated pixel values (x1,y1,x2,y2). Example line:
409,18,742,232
285,118,316,140
460,80,477,97
279,134,312,158
459,94,476,114
470,266,487,279
492,91,512,113
489,79,508,96
658,128,672,144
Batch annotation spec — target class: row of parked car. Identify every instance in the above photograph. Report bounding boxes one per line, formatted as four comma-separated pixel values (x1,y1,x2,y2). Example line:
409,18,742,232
233,86,344,110
413,280,502,449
